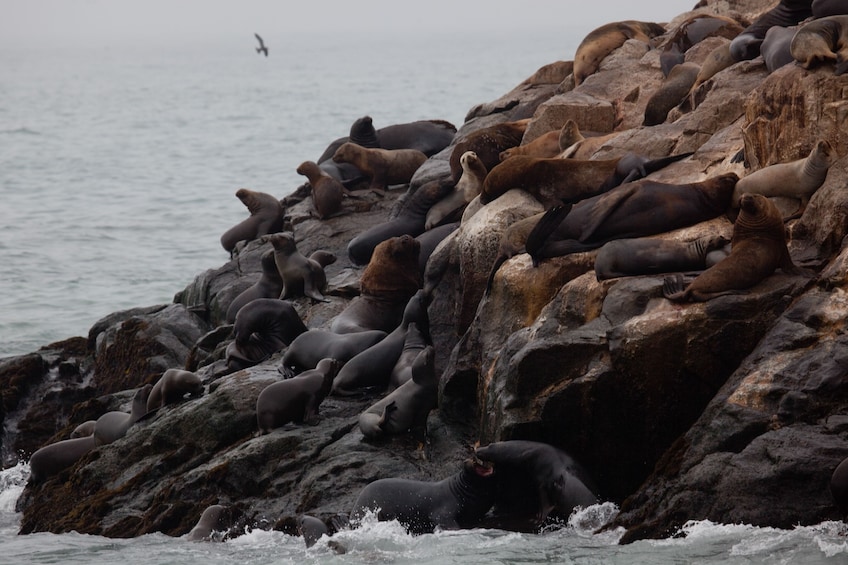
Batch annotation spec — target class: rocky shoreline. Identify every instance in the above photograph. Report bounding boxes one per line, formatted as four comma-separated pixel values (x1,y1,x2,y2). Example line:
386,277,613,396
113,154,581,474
2,0,847,543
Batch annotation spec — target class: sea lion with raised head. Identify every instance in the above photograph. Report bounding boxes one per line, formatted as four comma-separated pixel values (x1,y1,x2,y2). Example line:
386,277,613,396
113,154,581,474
594,234,731,280
791,14,848,73
185,504,231,541
663,193,807,302
256,357,342,433
225,298,308,371
225,249,284,324
220,188,284,253
146,368,203,412
425,151,487,229
264,232,329,303
332,142,427,193
448,119,529,182
296,160,346,219
573,20,666,85
93,384,153,446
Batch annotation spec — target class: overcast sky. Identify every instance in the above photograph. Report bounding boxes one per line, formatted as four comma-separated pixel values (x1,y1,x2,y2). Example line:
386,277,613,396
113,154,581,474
2,1,691,48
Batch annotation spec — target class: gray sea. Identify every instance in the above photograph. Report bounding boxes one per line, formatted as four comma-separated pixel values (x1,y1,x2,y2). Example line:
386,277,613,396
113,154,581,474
1,28,847,564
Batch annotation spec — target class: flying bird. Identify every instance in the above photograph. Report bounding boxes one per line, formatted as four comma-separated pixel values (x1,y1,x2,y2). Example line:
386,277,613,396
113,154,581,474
254,33,268,57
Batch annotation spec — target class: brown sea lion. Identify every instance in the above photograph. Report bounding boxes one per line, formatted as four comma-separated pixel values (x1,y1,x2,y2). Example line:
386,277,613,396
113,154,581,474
660,15,745,76
594,234,731,280
296,160,346,219
791,15,848,73
731,139,837,219
220,188,284,253
448,119,530,182
93,384,153,446
643,62,701,126
688,42,736,107
663,193,806,302
573,20,666,85
425,151,486,229
264,232,329,303
146,368,203,412
225,249,284,324
256,358,342,433
499,121,582,161
332,142,427,193
526,173,739,263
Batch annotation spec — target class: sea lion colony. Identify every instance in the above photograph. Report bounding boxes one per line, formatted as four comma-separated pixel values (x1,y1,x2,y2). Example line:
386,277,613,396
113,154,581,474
22,3,847,546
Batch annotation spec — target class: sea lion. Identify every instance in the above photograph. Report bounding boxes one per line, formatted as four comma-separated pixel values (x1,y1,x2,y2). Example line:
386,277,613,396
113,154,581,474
831,456,848,518
474,440,599,531
643,62,701,126
448,119,529,182
688,42,736,107
525,173,739,263
264,232,329,302
425,151,486,229
388,321,430,391
225,249,284,324
573,20,666,85
731,139,837,219
93,384,153,446
332,142,427,193
281,329,386,375
297,515,329,548
357,346,438,440
70,420,96,438
416,222,459,275
226,298,308,371
331,290,429,396
256,357,342,433
333,235,422,333
484,209,552,294
349,457,498,535
296,160,346,219
220,188,284,254
663,193,806,302
499,121,581,161
27,435,96,483
596,151,694,193
185,504,230,541
146,368,203,412
660,15,745,76
762,25,800,72
791,15,848,73
594,234,731,280
348,177,454,265
731,0,814,61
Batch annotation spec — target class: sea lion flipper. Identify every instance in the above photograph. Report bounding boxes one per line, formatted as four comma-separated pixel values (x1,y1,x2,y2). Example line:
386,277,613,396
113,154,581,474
662,273,689,301
525,205,572,266
579,184,638,242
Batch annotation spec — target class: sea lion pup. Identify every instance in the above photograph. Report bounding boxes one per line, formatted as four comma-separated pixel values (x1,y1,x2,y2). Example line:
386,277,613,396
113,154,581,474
28,435,96,483
525,173,739,263
225,249,284,324
357,346,438,440
280,329,387,375
296,160,346,219
448,119,530,182
331,290,429,396
146,368,203,412
643,62,701,126
255,357,342,433
264,232,329,303
663,193,807,302
474,440,599,531
573,20,666,85
659,14,745,76
730,139,837,219
594,234,731,281
688,42,736,108
831,456,848,518
220,188,284,254
226,298,308,371
93,384,153,446
331,142,427,193
332,235,422,334
349,457,498,535
185,504,231,541
498,121,582,161
791,15,848,73
425,151,486,229
347,177,454,265
70,420,96,438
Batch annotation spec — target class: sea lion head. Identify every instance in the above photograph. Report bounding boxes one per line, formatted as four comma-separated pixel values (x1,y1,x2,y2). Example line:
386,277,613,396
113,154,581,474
264,232,297,254
349,115,378,146
735,193,784,242
360,235,422,298
332,142,359,164
296,160,322,179
812,139,837,166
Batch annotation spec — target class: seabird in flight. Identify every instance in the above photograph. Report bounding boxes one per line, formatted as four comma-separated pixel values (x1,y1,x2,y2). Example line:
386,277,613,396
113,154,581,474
254,33,269,56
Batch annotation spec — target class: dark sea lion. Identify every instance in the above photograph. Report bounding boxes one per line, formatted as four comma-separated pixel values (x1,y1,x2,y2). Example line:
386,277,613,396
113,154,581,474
226,298,308,371
185,504,231,541
526,173,739,263
317,116,381,184
220,188,284,253
93,384,153,446
264,232,329,302
474,440,599,531
357,346,438,440
146,368,203,412
28,435,96,483
790,15,848,73
388,321,429,391
731,139,837,219
573,20,666,85
332,142,427,193
663,193,806,302
296,160,346,219
256,357,342,433
762,25,800,72
70,420,96,438
484,209,553,294
448,119,530,182
225,249,284,324
281,329,386,375
333,235,422,333
416,222,459,275
425,151,486,229
594,234,731,280
660,15,745,76
831,456,848,518
643,62,701,126
596,151,694,193
731,0,814,61
349,457,498,535
331,290,429,396
347,177,454,265
297,514,329,548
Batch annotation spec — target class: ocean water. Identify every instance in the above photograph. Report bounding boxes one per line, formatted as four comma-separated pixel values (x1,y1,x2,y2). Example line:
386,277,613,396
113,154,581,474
2,27,848,564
